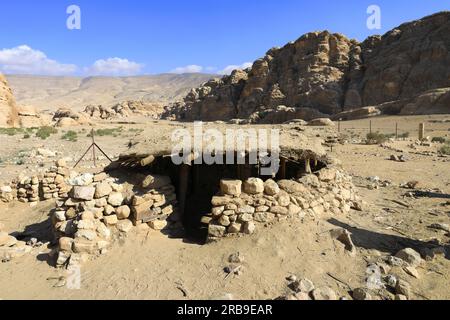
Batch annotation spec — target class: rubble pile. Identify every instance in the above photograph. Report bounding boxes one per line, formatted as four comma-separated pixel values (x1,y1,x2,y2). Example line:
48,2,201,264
17,176,40,204
41,160,72,200
206,167,360,240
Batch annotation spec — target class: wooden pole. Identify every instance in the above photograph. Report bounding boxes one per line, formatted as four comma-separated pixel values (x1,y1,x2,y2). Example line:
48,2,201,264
395,123,398,140
369,121,372,134
178,164,190,220
305,158,312,174
419,123,425,141
280,158,286,179
91,129,96,167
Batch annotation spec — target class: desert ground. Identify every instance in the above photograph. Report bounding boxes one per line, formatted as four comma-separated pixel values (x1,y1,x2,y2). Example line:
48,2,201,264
0,114,449,300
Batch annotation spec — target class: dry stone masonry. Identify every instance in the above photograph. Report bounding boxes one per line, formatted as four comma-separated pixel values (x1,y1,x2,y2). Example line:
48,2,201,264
206,167,359,240
52,172,181,268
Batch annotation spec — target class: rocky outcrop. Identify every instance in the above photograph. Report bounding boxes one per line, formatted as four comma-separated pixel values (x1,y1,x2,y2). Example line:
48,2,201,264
165,12,450,122
83,100,165,120
0,74,19,127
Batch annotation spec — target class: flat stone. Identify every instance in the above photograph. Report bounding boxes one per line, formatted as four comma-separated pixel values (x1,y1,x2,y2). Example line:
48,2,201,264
95,182,113,199
117,220,133,233
264,179,280,195
395,248,423,267
107,192,124,207
212,206,225,217
292,278,315,293
271,206,289,215
96,223,111,239
242,222,256,235
395,279,411,298
275,191,291,207
219,215,231,227
75,229,98,241
149,220,168,231
116,205,131,220
77,220,95,230
72,186,95,201
209,224,226,237
237,205,255,214
243,178,264,194
227,223,242,234
352,288,372,300
312,287,337,300
220,180,242,196
103,215,118,226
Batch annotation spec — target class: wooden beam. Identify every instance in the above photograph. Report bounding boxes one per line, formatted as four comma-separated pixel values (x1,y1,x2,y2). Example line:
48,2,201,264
178,164,190,220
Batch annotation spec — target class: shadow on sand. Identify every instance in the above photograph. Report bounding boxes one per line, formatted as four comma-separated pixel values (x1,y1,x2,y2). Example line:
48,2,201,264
328,218,449,260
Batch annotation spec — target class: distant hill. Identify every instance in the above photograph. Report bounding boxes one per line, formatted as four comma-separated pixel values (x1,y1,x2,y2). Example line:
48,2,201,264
6,73,216,112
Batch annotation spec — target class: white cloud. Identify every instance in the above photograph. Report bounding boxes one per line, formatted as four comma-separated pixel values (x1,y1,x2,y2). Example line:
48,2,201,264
85,57,143,76
219,62,253,75
0,45,77,75
170,65,204,74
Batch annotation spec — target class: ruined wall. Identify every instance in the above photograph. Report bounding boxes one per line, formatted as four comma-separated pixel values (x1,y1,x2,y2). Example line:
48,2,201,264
52,173,180,268
207,167,359,240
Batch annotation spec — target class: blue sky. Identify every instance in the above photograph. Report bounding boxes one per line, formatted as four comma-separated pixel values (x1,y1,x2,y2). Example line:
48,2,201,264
0,0,448,76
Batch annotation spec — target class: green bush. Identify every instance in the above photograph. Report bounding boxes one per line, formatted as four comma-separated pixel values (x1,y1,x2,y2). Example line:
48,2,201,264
61,130,78,142
0,128,24,136
88,127,123,137
439,145,450,155
398,132,410,139
23,133,31,139
366,132,389,144
35,126,58,140
432,137,447,143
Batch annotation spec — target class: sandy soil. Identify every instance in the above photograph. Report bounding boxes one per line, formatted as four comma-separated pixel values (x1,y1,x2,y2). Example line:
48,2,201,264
0,115,449,300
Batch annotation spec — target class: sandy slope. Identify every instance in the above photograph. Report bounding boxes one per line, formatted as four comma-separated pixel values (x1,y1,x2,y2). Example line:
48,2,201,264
6,74,216,111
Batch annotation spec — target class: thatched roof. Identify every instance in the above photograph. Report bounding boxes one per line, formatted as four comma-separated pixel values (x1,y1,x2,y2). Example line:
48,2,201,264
116,122,329,167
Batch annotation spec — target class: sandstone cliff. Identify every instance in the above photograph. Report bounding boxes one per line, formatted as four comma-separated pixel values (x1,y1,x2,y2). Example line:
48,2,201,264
165,12,450,122
0,74,19,127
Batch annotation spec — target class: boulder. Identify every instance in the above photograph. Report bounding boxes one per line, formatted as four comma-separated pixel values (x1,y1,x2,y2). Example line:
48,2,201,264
108,192,124,207
243,178,264,194
264,179,280,195
220,180,242,196
117,220,133,233
72,186,95,201
95,183,112,199
395,248,423,267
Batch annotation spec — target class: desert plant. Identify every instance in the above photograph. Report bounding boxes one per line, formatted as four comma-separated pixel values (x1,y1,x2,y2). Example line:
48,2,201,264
61,130,78,142
439,144,450,155
88,127,123,137
432,136,447,143
366,132,389,144
0,128,24,136
23,133,31,139
35,126,58,140
398,132,410,139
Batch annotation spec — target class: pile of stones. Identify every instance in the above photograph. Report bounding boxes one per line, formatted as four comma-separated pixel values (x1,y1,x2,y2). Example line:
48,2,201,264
52,172,180,268
206,167,359,240
132,174,180,231
0,185,15,203
17,176,40,204
0,227,33,262
42,159,72,200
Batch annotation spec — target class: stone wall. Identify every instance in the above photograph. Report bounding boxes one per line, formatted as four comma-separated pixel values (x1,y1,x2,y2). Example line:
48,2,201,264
207,167,359,240
52,173,180,268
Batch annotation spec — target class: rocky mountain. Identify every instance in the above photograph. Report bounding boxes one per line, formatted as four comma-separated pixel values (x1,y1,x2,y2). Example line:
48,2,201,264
165,12,450,122
6,73,216,112
0,74,19,127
